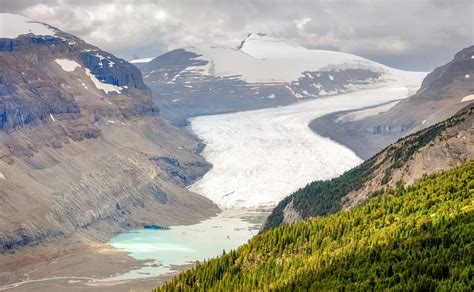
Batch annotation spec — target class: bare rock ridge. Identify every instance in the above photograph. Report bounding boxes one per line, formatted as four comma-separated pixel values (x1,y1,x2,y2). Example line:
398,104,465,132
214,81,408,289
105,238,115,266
310,45,474,159
0,13,218,257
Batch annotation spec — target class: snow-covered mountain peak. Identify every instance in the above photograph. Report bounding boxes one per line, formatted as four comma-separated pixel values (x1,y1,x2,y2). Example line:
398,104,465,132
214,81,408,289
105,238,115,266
239,33,308,59
175,35,398,83
0,13,56,39
136,34,426,126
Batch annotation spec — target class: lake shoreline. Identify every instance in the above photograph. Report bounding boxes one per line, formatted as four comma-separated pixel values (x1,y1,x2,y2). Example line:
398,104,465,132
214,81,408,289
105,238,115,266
106,210,269,281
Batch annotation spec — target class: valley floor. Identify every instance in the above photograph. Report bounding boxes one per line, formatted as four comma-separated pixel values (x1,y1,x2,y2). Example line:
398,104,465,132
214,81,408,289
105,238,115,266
0,211,268,292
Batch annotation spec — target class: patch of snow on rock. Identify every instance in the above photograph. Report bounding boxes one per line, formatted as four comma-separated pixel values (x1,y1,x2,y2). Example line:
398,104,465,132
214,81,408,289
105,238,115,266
85,68,122,94
49,113,56,122
0,173,5,180
285,85,303,98
181,34,427,85
129,57,155,64
55,59,81,72
461,94,474,102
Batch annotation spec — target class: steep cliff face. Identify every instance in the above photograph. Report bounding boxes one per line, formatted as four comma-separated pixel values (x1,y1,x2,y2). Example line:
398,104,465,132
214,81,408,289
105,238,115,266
265,103,473,229
0,14,218,254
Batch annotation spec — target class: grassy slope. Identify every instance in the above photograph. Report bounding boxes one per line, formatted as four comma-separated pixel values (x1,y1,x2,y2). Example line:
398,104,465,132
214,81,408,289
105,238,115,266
157,161,473,291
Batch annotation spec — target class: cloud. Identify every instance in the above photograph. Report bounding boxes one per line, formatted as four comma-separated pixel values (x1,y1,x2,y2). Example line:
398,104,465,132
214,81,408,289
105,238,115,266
295,17,311,30
1,0,472,70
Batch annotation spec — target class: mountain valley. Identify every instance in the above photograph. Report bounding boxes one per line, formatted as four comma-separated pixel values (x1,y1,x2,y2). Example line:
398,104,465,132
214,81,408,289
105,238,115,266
0,8,472,292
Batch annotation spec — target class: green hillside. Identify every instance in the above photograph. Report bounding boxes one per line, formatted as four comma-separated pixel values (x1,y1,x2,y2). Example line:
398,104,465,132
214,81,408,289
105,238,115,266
265,104,472,229
157,161,474,291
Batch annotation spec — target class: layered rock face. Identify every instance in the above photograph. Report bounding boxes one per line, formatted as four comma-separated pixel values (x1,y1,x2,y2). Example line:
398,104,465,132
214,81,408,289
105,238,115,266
0,14,218,254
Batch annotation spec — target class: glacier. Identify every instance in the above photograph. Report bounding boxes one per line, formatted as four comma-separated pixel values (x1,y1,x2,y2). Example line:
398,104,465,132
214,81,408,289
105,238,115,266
189,82,424,209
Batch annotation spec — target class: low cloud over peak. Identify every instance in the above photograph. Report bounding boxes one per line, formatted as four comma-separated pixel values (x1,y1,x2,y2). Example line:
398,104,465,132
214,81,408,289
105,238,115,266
2,0,472,71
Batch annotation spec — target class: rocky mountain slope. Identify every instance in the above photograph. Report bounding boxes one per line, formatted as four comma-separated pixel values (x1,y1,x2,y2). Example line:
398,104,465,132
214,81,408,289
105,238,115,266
311,45,474,159
0,13,218,260
137,33,425,126
265,102,473,229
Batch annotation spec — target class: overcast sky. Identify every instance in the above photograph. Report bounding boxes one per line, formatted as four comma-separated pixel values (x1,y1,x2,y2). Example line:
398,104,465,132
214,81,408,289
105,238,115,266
2,0,473,71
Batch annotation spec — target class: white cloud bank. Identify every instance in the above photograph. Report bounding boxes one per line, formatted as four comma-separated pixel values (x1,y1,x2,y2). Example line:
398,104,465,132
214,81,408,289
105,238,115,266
2,0,472,70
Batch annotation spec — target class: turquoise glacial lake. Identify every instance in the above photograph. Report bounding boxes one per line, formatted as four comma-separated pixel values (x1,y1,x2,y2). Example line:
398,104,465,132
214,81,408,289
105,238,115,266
107,210,267,280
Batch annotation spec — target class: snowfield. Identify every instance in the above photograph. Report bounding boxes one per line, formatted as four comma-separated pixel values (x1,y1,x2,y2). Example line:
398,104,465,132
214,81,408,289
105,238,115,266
461,94,474,102
0,13,56,39
182,34,424,84
55,59,81,72
190,83,423,209
129,57,155,64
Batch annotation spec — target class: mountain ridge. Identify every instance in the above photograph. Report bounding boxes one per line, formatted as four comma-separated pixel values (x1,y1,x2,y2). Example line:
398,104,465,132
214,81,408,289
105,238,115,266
0,13,219,278
310,45,474,159
138,33,425,126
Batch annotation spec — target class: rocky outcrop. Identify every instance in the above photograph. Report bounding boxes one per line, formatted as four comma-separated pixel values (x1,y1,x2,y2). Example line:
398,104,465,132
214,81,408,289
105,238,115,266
149,156,210,186
282,199,302,225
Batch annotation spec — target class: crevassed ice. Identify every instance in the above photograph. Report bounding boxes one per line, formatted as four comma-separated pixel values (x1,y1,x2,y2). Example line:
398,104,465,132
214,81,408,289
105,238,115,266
189,86,416,209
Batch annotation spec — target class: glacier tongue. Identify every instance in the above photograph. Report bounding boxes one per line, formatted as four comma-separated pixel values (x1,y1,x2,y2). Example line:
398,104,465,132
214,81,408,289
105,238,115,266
189,86,414,209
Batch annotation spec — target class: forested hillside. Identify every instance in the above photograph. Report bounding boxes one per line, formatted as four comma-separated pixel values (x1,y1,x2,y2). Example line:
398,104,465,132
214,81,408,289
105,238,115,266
265,103,473,229
157,162,473,291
